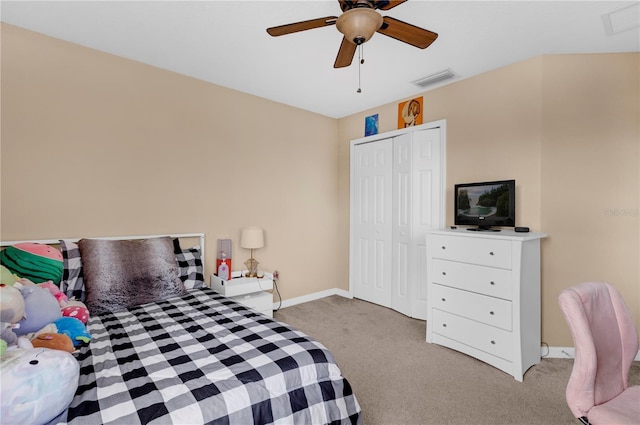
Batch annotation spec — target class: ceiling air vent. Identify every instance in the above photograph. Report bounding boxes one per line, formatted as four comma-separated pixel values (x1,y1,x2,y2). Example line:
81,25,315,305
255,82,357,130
411,69,456,89
602,2,640,35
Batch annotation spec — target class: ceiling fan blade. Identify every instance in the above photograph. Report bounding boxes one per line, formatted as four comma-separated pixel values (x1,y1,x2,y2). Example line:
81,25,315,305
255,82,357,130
334,37,357,68
267,16,338,37
377,16,438,49
376,1,408,10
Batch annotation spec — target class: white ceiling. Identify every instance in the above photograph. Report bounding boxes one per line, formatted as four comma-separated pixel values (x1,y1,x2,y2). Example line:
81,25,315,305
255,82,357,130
2,0,639,118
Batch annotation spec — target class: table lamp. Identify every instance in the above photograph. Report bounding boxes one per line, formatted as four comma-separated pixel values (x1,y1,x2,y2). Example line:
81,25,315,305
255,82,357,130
241,227,264,278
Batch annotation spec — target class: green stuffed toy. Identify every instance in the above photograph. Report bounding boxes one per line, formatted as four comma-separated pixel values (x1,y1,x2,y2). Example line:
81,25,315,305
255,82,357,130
0,243,63,285
0,266,19,287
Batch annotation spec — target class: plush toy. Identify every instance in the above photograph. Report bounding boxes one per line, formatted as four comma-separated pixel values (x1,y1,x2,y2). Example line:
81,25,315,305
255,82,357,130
30,323,57,340
32,333,75,353
0,265,19,286
38,281,68,307
0,283,25,325
54,317,91,347
0,283,26,348
14,283,61,336
1,347,79,425
61,301,90,324
0,243,63,285
0,315,18,347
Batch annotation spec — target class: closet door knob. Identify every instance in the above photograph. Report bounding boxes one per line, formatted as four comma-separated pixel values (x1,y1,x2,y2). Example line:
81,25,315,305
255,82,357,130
442,323,447,328
489,251,495,256
441,246,446,250
490,340,496,345
441,298,446,302
489,311,495,315
490,281,495,285
442,272,447,276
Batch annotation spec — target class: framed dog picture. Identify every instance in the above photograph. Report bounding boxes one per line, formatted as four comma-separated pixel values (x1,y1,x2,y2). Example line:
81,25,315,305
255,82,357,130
397,97,423,129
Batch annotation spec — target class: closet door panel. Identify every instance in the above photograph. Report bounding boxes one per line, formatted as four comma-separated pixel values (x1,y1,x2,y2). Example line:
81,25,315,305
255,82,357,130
352,139,393,307
411,128,443,319
392,133,412,315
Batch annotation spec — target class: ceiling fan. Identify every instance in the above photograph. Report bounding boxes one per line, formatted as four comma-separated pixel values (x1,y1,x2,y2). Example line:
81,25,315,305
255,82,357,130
266,0,438,69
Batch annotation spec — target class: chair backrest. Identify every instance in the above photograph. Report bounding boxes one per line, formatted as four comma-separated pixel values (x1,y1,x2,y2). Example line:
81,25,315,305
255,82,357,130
558,282,639,419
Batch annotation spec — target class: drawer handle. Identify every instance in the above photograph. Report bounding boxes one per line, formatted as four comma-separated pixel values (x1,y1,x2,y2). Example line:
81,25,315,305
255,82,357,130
490,340,496,345
442,272,447,276
442,323,447,327
441,246,446,250
490,281,495,285
441,298,446,302
489,251,495,256
489,311,495,315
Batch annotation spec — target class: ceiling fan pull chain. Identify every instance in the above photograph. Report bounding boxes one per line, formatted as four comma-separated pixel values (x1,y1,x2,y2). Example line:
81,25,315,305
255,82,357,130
357,44,363,93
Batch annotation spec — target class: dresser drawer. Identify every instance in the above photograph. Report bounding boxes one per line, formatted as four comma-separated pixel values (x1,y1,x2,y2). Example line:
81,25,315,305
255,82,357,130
431,284,512,331
432,259,512,300
430,235,511,269
432,309,513,361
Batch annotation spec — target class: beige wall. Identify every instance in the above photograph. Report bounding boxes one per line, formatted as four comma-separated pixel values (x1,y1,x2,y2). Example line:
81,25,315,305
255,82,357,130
0,23,341,301
338,54,639,346
539,54,639,346
2,24,638,346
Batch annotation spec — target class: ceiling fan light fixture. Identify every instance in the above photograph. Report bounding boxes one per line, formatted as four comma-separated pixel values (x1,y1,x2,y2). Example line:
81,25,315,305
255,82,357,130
336,8,383,44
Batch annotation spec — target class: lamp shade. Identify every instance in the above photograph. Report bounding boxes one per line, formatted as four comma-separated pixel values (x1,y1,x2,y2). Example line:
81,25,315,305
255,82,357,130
240,227,264,249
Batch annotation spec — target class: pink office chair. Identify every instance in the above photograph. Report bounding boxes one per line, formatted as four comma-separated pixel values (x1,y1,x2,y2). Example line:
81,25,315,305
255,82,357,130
558,282,640,425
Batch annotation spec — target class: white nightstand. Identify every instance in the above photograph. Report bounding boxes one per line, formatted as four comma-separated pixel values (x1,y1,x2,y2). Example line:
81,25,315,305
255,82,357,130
210,271,274,317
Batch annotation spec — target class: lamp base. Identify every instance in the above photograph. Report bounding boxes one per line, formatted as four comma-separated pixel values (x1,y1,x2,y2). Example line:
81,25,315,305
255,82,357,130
244,258,260,278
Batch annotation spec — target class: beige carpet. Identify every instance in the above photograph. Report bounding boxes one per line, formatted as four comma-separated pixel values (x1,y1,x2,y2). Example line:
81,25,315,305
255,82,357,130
274,295,640,425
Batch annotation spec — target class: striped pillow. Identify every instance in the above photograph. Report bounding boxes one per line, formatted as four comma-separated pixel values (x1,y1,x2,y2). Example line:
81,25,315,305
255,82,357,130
173,238,205,289
59,240,86,301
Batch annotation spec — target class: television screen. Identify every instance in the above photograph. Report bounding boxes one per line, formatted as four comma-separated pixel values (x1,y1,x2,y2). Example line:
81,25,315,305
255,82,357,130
454,180,515,231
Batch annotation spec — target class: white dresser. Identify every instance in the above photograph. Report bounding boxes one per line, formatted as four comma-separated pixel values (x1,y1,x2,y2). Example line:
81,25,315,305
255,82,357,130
210,272,274,318
425,229,547,381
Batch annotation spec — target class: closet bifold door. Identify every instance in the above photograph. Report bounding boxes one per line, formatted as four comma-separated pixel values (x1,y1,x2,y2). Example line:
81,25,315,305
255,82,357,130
350,121,445,319
351,138,393,308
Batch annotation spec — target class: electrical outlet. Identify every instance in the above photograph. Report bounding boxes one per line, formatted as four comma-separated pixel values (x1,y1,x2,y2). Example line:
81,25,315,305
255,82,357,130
273,270,279,280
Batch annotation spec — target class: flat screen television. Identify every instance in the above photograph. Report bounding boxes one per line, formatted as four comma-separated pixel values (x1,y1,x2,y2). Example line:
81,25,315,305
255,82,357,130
454,179,516,231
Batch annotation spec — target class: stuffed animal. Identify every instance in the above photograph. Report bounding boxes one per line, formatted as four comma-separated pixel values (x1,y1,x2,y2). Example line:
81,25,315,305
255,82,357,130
61,301,90,324
0,243,63,285
0,265,19,286
0,283,25,324
38,281,68,306
14,283,61,336
1,347,79,425
32,333,75,353
0,315,18,347
54,317,91,347
0,283,26,348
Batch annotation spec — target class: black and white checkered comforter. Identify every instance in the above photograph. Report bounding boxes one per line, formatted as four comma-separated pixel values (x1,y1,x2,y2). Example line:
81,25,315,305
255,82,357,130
63,288,362,424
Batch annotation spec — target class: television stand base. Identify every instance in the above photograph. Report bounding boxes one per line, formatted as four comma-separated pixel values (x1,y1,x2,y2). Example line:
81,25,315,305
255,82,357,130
467,226,501,232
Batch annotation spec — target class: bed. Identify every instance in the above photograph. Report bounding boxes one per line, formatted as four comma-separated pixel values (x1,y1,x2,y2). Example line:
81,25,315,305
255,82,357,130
0,233,361,425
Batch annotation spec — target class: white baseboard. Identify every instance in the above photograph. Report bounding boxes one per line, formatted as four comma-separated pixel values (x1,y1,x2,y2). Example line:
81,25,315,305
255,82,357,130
273,289,640,362
544,346,640,361
273,288,352,311
544,346,575,359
